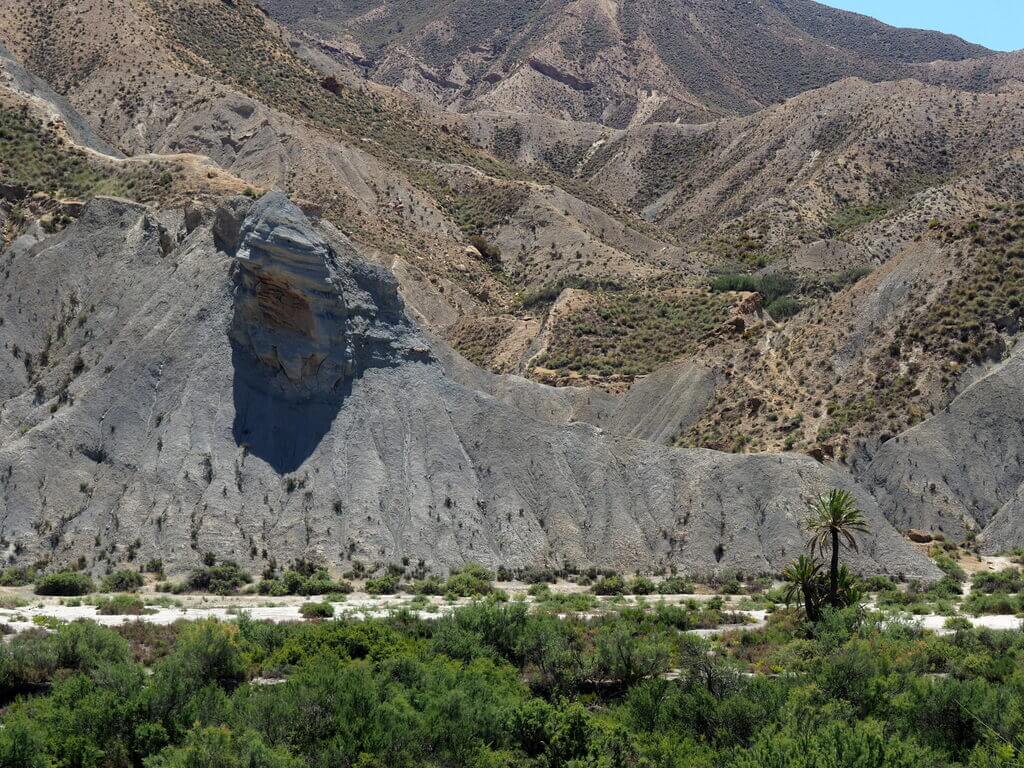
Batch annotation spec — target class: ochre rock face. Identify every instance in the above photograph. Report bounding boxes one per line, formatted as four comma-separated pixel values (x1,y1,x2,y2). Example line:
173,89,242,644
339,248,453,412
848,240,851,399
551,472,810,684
255,274,315,338
227,192,427,394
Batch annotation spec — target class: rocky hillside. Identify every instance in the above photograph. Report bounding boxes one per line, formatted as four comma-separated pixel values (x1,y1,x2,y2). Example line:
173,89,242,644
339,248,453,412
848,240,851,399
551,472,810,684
0,0,1023,572
0,0,702,368
0,190,936,578
259,0,990,126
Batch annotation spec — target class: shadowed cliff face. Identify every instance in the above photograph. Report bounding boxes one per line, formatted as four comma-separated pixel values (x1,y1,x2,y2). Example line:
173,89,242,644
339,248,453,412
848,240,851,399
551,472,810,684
229,343,351,474
227,192,428,472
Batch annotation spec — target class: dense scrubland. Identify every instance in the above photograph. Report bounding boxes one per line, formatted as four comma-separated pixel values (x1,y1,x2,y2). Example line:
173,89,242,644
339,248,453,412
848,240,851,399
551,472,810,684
4,600,1024,767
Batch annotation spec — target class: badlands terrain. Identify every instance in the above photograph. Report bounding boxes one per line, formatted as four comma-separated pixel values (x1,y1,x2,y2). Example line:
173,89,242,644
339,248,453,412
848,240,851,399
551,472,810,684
0,0,1020,584
3,3,1024,767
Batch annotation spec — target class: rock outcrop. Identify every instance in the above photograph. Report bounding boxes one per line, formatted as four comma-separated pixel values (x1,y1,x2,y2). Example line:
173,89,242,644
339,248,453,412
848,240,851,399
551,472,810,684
0,193,937,580
229,192,428,395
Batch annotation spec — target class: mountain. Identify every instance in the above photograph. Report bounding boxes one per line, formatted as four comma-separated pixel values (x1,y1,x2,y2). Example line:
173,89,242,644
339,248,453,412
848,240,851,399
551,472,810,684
0,0,1022,575
258,0,991,126
0,190,936,578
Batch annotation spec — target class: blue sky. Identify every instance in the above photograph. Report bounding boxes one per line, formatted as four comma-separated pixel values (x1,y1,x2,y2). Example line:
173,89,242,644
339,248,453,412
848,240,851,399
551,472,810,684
820,1,1024,52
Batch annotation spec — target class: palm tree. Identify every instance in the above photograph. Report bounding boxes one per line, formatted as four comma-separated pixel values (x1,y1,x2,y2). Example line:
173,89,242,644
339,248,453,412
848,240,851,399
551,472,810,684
782,555,823,621
805,489,870,608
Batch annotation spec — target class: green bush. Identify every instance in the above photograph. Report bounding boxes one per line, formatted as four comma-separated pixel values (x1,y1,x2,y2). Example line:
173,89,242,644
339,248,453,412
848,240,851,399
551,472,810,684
527,583,551,599
963,592,1021,616
657,575,694,594
410,576,446,595
934,555,967,583
971,569,1024,594
101,570,144,593
592,575,626,596
35,572,94,596
95,595,147,615
629,577,656,595
184,561,250,595
711,272,797,304
258,570,352,597
299,602,335,620
364,573,400,595
445,563,495,598
5,588,1024,766
765,296,802,320
0,566,35,587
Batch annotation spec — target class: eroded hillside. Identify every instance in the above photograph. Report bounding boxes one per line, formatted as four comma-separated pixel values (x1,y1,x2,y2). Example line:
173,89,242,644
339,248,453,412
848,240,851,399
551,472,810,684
259,0,989,126
0,0,1023,572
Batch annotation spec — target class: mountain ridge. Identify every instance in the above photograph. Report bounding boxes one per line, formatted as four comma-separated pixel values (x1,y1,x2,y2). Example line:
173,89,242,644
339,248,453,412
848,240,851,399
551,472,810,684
259,0,992,126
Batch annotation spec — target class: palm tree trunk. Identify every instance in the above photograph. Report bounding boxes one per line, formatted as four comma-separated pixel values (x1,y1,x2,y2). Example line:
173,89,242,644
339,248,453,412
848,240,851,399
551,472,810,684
802,583,819,621
830,529,840,607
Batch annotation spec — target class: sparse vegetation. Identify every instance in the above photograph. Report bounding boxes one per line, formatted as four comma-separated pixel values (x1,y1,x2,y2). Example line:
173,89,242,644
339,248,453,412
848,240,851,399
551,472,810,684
0,105,128,200
536,287,733,379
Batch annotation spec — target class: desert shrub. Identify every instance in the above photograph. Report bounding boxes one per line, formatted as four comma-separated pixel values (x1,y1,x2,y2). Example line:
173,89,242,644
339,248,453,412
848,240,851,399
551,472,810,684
527,583,551,599
101,570,144,593
364,573,400,595
95,595,147,616
0,566,35,587
934,556,967,583
592,575,626,596
629,577,656,595
410,576,446,595
825,266,873,290
446,563,495,597
35,572,94,596
711,272,796,304
535,287,732,378
971,569,1024,594
591,623,672,687
963,592,1021,616
258,570,351,597
144,726,302,768
732,719,937,767
519,567,558,584
299,602,335,620
468,235,501,266
520,277,625,309
765,296,802,320
826,202,891,234
184,561,250,596
532,592,598,613
860,574,899,592
657,575,694,594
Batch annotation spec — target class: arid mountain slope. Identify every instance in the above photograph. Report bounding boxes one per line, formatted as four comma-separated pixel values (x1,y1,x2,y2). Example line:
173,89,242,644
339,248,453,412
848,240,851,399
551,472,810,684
519,64,1024,250
2,0,1024,563
259,0,991,126
0,191,937,579
0,0,699,364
